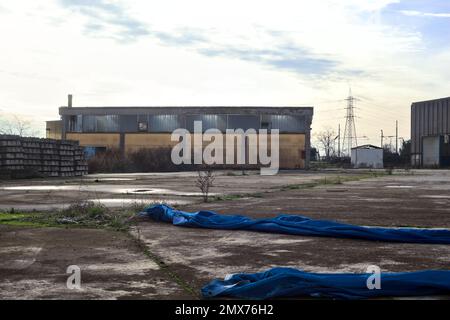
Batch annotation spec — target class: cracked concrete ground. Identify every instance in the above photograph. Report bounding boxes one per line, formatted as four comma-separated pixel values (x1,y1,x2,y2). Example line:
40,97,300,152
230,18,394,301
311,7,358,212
0,169,449,299
135,170,450,299
180,171,450,228
0,170,359,211
0,225,193,299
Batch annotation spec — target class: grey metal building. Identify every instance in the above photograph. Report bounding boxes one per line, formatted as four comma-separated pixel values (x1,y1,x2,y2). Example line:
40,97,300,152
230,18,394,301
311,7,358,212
411,97,450,167
47,104,314,169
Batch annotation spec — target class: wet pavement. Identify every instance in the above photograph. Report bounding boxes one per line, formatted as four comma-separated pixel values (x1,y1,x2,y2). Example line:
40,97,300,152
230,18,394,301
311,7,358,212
1,169,449,299
134,170,450,299
0,170,347,211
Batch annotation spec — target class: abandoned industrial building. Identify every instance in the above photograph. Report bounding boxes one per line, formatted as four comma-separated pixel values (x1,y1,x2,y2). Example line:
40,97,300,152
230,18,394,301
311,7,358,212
411,97,450,167
46,99,314,169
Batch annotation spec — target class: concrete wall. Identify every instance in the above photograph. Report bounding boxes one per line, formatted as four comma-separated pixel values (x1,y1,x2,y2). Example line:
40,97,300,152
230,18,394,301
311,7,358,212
46,120,62,140
66,133,121,149
125,133,175,151
68,132,307,169
351,148,383,169
279,134,306,168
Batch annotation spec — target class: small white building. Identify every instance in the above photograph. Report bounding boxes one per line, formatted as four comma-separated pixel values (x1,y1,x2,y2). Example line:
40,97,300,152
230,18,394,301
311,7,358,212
351,145,383,169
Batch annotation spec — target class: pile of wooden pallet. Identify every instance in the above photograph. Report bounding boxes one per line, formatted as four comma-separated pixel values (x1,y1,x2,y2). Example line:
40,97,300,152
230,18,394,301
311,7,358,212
0,135,88,178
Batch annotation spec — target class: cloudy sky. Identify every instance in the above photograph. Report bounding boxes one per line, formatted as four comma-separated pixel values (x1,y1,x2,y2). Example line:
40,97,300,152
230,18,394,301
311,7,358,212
0,0,449,146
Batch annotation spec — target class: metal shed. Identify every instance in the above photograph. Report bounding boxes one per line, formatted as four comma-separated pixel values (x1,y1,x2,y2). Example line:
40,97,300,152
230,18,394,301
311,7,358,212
351,145,383,169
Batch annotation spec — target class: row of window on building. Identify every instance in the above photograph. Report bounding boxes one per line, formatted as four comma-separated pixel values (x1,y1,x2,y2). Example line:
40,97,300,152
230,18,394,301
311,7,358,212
67,114,307,133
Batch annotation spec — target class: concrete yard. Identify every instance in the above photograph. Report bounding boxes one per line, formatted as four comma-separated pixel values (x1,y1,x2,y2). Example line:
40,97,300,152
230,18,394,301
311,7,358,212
0,169,449,299
0,170,340,211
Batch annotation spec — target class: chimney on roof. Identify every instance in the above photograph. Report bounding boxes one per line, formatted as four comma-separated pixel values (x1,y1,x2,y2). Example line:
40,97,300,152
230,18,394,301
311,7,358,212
68,94,73,108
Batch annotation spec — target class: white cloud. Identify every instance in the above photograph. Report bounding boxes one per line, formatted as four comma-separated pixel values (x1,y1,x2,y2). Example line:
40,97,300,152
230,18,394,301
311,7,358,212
400,10,450,18
0,0,448,146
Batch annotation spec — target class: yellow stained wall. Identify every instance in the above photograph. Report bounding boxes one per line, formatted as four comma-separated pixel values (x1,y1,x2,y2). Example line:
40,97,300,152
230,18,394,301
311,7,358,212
46,121,62,140
125,133,177,151
125,133,306,169
279,134,306,169
66,133,121,149
67,132,306,168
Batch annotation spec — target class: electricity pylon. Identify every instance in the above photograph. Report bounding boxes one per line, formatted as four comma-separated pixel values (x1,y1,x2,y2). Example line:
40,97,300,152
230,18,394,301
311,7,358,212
342,88,358,156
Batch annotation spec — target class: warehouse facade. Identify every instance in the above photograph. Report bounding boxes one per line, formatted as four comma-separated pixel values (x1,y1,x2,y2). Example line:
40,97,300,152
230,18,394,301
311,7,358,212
47,105,314,169
411,97,450,167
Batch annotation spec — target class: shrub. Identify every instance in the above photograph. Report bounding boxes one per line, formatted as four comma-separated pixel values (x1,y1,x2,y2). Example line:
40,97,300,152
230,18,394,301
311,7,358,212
87,148,127,173
128,147,178,172
196,170,215,202
88,147,182,173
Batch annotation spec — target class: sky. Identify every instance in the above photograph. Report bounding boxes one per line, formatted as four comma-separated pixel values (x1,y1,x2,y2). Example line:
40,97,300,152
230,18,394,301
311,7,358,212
0,0,449,148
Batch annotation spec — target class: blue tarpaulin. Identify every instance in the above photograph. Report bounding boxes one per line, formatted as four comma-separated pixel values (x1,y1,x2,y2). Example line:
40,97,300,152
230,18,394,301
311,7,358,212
140,204,450,244
201,267,450,299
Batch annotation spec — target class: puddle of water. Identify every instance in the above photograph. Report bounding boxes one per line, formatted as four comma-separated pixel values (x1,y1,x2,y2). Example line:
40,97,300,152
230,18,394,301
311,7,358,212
89,198,193,206
385,186,414,189
3,186,74,191
83,178,136,181
124,189,220,196
419,195,450,199
2,185,220,197
0,198,193,211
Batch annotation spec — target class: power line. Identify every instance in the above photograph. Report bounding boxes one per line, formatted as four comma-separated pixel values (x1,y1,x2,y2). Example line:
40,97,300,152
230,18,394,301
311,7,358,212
356,100,408,118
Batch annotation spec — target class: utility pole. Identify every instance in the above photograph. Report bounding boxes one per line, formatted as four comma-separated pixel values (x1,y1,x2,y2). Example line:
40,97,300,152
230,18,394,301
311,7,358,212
395,120,398,154
333,124,341,158
381,129,395,151
342,88,358,156
338,124,341,158
381,130,384,148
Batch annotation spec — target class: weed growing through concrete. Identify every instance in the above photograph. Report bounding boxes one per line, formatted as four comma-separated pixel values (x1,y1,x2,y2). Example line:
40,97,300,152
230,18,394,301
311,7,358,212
196,170,215,202
279,172,388,192
0,201,153,231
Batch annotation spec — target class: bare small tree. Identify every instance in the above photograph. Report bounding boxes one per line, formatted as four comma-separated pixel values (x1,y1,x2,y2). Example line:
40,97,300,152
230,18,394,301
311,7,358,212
0,114,38,137
196,170,215,202
315,127,336,160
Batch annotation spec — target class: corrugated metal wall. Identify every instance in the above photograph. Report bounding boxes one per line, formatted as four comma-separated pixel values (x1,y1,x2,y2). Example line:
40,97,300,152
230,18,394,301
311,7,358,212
120,115,138,132
72,113,308,133
411,97,450,166
82,115,119,132
186,115,227,132
149,115,182,132
227,115,260,130
261,115,306,132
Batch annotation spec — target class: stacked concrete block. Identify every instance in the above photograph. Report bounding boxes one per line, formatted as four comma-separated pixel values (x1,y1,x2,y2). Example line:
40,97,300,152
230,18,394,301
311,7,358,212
38,139,60,177
57,140,75,177
0,135,24,171
0,134,88,178
74,146,88,176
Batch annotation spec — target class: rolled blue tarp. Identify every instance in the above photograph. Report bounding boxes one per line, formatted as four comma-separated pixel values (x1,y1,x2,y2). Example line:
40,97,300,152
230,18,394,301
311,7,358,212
201,267,450,299
139,204,450,244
